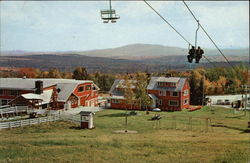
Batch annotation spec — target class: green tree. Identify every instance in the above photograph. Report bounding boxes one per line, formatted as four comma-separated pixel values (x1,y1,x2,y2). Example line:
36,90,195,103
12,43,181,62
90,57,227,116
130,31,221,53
135,72,152,111
72,67,88,80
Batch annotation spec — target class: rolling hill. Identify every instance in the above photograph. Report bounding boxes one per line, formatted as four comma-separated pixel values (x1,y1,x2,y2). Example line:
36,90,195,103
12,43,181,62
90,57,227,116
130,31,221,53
1,44,248,73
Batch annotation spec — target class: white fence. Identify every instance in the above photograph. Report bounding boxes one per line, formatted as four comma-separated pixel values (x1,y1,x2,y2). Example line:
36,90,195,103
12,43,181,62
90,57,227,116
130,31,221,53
0,106,28,116
0,114,60,130
60,113,81,124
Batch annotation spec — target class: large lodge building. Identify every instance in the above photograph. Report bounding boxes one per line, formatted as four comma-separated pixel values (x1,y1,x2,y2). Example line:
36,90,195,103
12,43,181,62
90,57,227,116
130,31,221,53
109,77,190,111
0,78,99,110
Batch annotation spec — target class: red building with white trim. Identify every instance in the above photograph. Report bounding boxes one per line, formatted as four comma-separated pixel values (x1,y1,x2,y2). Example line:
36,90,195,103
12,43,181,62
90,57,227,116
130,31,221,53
147,77,190,111
108,77,190,111
0,78,99,110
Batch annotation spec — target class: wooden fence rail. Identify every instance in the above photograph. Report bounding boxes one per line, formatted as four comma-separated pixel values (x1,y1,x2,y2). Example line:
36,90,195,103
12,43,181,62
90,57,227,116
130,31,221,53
0,114,60,130
0,106,28,116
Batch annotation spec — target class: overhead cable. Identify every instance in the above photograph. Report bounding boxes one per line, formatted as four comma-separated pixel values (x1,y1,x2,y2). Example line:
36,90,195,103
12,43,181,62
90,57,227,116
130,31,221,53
143,0,192,45
182,0,236,71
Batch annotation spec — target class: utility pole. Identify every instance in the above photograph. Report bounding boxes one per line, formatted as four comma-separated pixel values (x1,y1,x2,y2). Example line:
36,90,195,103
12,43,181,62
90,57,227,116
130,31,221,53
202,75,205,107
241,85,248,116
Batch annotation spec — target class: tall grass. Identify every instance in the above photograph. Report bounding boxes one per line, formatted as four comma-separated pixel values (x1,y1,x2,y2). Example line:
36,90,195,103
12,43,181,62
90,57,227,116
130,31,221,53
0,107,249,163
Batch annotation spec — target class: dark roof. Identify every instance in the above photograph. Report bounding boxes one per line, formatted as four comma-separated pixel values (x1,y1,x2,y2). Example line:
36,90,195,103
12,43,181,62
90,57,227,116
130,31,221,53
79,111,94,115
109,79,123,96
147,77,187,91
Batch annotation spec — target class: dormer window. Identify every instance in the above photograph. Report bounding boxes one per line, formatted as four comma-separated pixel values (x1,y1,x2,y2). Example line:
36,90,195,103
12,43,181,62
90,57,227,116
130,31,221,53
158,82,165,87
170,83,176,87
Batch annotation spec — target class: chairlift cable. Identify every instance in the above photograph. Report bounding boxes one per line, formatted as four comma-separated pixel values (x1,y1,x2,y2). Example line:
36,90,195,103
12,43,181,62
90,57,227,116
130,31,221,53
182,0,236,71
144,0,216,68
143,0,192,45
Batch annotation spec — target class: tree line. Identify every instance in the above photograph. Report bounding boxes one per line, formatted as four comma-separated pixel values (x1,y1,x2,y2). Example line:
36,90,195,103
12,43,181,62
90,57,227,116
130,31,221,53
0,64,248,105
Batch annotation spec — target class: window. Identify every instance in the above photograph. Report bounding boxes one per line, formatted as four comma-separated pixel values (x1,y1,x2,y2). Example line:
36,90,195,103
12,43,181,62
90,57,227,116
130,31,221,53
42,104,48,109
78,87,84,92
159,91,163,96
10,90,19,96
163,91,166,96
170,83,176,87
1,99,8,105
85,85,92,90
158,99,162,106
169,100,179,106
184,90,189,96
0,89,3,95
171,92,179,97
184,99,189,105
112,99,119,103
158,82,164,86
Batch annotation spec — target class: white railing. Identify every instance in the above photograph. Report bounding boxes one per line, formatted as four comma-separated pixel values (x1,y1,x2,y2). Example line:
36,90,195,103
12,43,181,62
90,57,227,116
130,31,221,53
0,114,60,130
0,106,28,116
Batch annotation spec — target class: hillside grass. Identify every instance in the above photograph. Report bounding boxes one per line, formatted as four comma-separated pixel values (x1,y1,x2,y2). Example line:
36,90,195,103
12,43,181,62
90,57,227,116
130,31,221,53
0,106,249,163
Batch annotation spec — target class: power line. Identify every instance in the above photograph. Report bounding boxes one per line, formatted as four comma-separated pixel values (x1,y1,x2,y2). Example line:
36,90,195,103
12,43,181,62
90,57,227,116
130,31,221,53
182,0,237,71
143,0,192,45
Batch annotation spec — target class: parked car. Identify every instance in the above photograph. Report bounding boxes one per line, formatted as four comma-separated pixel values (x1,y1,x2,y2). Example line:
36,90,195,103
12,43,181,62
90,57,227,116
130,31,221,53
216,99,224,105
152,108,161,112
224,99,230,105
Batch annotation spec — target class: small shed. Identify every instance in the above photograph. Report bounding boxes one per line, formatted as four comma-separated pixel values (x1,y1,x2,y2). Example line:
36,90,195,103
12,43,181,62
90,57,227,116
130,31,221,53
79,111,94,129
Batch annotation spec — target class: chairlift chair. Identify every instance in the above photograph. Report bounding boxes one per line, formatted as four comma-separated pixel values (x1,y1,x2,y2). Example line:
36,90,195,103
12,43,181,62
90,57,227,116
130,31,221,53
100,0,120,23
186,20,204,64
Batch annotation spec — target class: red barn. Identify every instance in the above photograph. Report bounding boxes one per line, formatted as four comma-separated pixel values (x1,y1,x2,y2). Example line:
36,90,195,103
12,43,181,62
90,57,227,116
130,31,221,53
147,77,190,111
0,78,99,110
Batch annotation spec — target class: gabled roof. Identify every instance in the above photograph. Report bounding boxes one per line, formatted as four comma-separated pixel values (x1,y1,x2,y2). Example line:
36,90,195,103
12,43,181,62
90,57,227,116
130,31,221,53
109,79,136,96
21,89,53,105
56,83,79,102
156,77,180,83
0,78,93,90
147,77,187,91
109,79,123,96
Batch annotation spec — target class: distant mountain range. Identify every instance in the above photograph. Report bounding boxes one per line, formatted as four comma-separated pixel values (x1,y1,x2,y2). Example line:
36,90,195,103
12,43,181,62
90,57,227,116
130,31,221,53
1,43,249,59
1,44,248,73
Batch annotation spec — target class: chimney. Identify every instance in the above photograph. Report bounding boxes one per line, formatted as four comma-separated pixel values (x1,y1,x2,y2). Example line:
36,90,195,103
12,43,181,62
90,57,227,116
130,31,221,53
35,80,43,94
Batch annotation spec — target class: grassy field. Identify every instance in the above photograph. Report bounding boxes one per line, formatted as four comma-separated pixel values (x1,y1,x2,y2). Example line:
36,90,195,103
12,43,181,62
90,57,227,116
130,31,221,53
0,106,249,163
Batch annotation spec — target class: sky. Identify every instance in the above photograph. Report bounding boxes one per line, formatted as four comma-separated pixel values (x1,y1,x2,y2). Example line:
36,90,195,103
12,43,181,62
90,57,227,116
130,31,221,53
0,1,249,52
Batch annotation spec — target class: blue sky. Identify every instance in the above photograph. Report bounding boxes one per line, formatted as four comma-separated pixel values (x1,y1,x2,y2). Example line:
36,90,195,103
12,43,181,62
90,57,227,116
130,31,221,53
0,1,249,52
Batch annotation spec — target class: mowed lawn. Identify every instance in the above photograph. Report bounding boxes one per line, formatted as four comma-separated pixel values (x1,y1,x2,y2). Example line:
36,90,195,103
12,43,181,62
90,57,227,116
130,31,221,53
0,107,249,163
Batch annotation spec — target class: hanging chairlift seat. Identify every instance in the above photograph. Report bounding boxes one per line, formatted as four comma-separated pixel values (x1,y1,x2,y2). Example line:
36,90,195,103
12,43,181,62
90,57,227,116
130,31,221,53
100,9,120,21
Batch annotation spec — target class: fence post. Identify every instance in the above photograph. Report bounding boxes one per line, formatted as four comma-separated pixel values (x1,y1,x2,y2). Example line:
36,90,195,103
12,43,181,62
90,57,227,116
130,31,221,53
20,120,22,127
209,118,213,132
172,116,176,129
9,122,11,129
205,118,209,132
189,117,192,131
15,106,17,116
